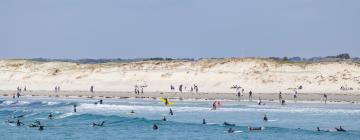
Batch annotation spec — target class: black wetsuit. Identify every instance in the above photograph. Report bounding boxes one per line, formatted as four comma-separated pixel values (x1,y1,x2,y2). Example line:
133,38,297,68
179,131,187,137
224,122,235,126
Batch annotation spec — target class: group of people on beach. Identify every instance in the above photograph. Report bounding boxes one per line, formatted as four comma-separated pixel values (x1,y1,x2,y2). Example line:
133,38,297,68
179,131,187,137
170,84,199,93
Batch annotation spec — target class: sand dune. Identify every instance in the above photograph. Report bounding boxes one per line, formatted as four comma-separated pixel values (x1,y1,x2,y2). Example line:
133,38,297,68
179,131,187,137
0,58,359,94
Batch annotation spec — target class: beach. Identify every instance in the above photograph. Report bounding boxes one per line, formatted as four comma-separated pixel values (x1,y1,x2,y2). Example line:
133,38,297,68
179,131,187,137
1,90,360,104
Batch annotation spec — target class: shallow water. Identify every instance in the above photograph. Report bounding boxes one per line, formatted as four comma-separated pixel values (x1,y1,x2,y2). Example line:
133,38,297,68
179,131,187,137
1,97,360,140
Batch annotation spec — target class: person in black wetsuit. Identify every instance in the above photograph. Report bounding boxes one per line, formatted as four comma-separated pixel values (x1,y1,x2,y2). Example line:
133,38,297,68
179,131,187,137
202,119,206,124
169,108,173,116
153,124,158,130
162,116,167,121
228,128,235,133
263,114,268,122
92,121,105,127
38,125,44,131
48,113,54,119
248,126,263,131
335,126,346,132
73,104,77,112
29,120,41,127
16,120,24,126
224,122,235,126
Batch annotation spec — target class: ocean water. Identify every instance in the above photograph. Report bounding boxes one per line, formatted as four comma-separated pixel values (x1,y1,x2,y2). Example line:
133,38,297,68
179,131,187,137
1,97,360,140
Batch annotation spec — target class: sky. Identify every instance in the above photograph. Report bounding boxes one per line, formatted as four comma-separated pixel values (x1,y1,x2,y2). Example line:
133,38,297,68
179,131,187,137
1,0,359,59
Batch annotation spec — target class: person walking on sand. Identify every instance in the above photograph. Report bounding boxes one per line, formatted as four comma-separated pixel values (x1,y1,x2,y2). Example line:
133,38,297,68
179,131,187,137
249,91,253,102
323,94,328,104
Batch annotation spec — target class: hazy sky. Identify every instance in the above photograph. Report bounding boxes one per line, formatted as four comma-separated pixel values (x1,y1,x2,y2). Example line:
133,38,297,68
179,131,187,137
1,0,359,59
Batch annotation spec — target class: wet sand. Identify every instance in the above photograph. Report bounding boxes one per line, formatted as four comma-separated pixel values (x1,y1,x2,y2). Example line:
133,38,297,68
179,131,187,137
1,90,360,104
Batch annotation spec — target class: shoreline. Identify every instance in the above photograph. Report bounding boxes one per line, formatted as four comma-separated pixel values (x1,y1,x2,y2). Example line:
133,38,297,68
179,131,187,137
1,90,360,104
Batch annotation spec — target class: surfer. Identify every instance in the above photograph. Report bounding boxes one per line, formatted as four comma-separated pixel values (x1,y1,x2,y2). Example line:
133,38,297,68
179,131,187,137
153,124,158,130
165,98,169,106
279,92,282,104
16,120,24,126
281,100,286,105
130,110,135,114
223,122,235,126
263,114,268,122
48,113,54,119
6,120,16,124
202,119,206,124
228,128,235,133
162,116,167,121
92,121,105,127
29,120,41,127
317,127,321,131
38,125,44,131
13,114,24,119
335,126,346,132
73,104,77,113
169,108,173,116
248,126,263,131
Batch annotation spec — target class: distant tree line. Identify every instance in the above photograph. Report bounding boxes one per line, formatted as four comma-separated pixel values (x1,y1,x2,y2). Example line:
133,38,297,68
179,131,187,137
269,53,358,62
26,53,359,64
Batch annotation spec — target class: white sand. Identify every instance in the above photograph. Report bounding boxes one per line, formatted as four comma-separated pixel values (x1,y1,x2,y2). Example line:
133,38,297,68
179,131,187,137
0,58,359,95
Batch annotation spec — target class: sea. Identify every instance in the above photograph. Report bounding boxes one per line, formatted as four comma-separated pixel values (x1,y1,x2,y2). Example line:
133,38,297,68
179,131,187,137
1,96,360,140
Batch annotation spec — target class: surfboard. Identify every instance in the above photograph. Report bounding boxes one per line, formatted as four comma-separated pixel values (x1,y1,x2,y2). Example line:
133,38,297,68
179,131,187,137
159,97,173,106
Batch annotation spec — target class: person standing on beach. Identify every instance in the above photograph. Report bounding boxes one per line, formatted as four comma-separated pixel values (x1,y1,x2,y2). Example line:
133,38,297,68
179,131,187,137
258,97,262,105
90,86,94,93
323,94,328,104
249,91,253,102
278,92,282,104
179,85,183,93
237,91,241,101
293,91,297,103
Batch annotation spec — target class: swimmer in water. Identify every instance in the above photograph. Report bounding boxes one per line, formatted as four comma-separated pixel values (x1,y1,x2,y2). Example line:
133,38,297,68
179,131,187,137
228,128,235,133
48,113,53,119
153,124,158,130
130,110,135,114
162,116,167,121
263,114,268,122
169,108,173,116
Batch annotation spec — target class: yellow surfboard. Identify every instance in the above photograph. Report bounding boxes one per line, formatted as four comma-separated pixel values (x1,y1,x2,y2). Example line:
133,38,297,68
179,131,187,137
159,97,173,106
